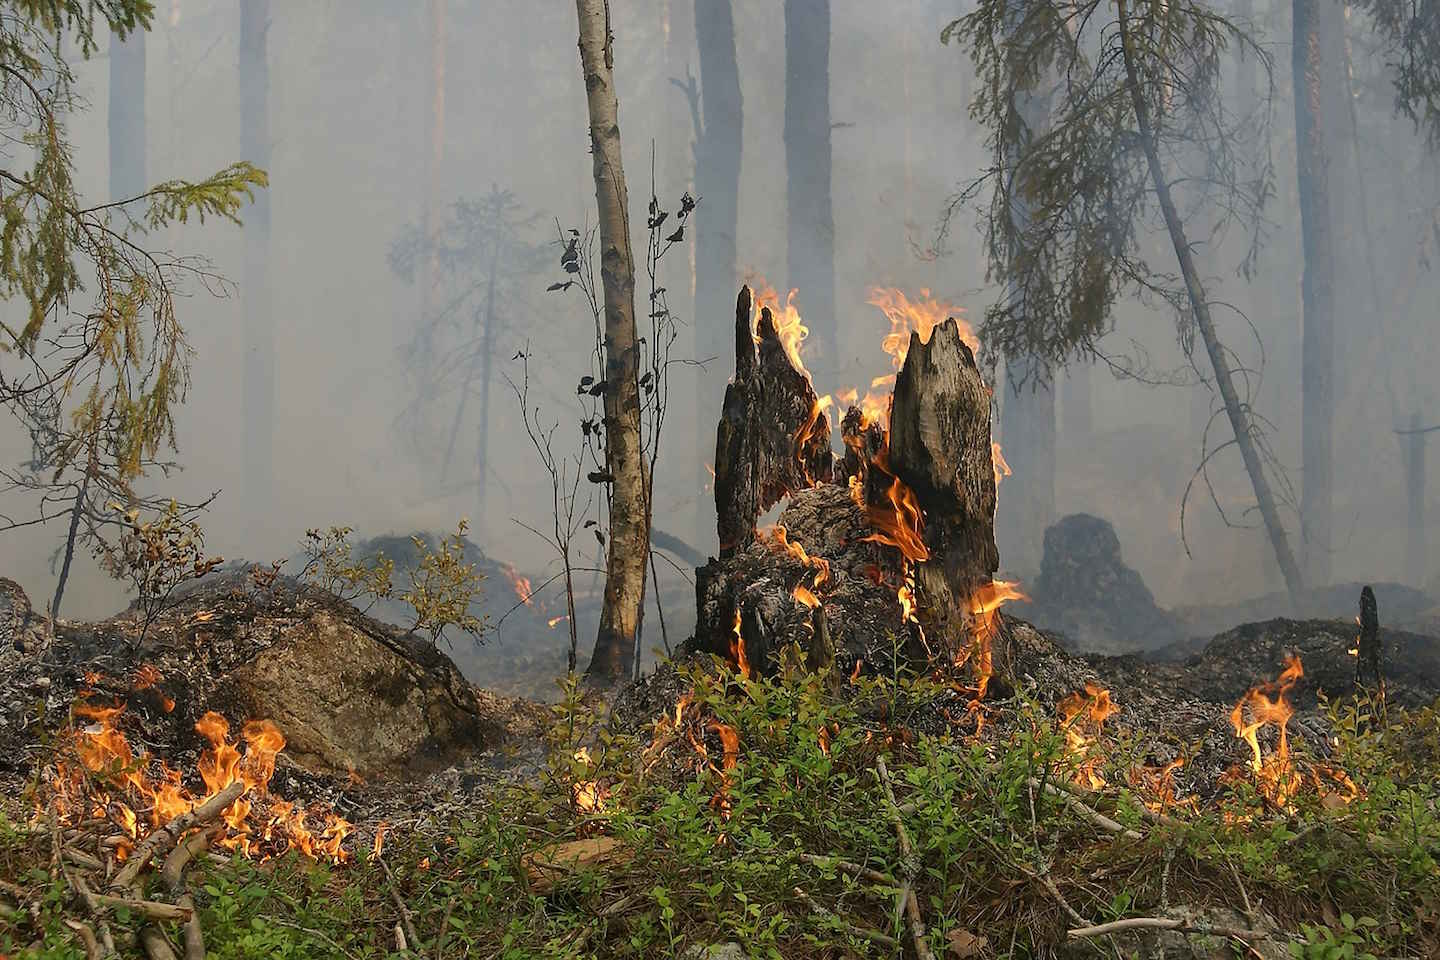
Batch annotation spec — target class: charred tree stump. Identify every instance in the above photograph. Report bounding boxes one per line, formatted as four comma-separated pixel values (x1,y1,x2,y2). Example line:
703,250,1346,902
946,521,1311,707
714,285,833,556
699,289,1005,687
888,320,1001,670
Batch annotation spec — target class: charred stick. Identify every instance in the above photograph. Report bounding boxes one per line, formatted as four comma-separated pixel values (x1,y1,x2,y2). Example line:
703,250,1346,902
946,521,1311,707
792,886,900,948
111,781,245,893
64,847,105,872
1067,917,1273,941
1028,778,1142,841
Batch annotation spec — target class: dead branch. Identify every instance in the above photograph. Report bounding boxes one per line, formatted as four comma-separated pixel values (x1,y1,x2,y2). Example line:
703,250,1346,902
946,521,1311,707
62,917,102,960
1067,916,1275,941
111,781,246,892
378,856,421,953
792,886,900,948
138,925,180,960
90,893,192,922
161,827,221,894
876,757,935,960
178,893,204,960
1029,778,1143,841
796,852,896,886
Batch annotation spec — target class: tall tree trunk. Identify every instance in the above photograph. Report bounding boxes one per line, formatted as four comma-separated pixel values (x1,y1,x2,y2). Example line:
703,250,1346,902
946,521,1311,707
995,9,1056,577
694,0,742,552
476,248,498,528
783,0,835,383
239,0,273,523
997,364,1055,575
575,0,650,685
1116,0,1307,605
1061,360,1092,442
1293,0,1337,587
109,27,145,201
414,0,446,492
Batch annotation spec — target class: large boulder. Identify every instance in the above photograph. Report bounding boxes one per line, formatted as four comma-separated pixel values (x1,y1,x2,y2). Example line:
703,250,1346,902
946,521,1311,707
0,575,546,786
1017,514,1185,654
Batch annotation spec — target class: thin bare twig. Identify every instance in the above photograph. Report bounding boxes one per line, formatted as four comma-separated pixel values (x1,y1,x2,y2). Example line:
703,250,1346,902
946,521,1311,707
1068,916,1274,941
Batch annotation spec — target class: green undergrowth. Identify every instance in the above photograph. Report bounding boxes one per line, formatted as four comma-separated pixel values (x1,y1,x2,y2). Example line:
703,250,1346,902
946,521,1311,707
3,663,1438,958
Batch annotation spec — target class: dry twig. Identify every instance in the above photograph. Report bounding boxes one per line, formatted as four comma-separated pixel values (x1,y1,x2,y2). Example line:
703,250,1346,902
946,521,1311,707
111,781,245,892
876,756,935,960
1068,916,1274,940
1029,777,1143,840
792,886,900,948
378,856,421,953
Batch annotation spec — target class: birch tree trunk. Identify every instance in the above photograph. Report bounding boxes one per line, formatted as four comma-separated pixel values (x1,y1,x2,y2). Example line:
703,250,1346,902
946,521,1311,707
575,0,650,684
239,0,273,522
694,0,742,551
1294,0,1337,587
1115,0,1307,605
783,0,836,383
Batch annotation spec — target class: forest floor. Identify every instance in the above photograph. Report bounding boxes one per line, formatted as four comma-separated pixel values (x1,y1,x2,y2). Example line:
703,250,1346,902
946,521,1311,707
2,644,1439,959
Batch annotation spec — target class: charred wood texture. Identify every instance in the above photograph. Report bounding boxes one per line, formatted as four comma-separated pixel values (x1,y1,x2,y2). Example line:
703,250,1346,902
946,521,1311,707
701,293,1000,682
714,286,833,556
888,320,1000,651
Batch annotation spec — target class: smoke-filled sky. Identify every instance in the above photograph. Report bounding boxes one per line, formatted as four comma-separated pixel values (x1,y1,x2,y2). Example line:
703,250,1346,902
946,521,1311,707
3,0,1437,624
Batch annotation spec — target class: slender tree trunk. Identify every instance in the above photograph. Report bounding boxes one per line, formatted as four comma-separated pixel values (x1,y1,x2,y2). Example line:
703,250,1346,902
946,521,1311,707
476,248,498,527
1293,0,1337,587
694,0,742,552
109,28,145,202
50,472,89,622
414,0,446,490
1116,0,1306,604
1403,415,1426,588
995,7,1056,577
997,364,1055,574
239,0,273,524
575,0,650,685
1062,360,1091,441
783,0,835,383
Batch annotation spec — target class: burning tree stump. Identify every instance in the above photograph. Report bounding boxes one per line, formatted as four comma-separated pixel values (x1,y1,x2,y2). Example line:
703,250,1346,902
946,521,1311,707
715,286,834,556
698,285,1007,686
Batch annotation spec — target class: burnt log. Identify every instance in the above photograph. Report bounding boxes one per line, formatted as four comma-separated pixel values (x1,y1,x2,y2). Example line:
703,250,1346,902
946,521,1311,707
714,286,833,556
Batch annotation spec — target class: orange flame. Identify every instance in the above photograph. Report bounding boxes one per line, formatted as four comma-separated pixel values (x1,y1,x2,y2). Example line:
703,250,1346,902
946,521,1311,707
548,615,569,629
57,699,352,864
992,441,1011,489
502,565,534,608
865,286,978,368
729,609,751,679
1229,654,1304,807
1057,682,1117,789
752,281,811,379
961,580,1027,698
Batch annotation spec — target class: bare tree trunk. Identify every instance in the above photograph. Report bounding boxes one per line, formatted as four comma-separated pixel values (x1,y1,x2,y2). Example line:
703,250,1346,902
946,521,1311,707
1293,0,1337,587
50,472,89,622
1403,415,1427,588
1116,0,1306,605
997,363,1055,575
109,28,145,201
476,248,498,527
995,11,1056,577
1061,360,1092,441
783,0,836,383
413,0,446,490
694,0,742,553
239,0,273,524
575,0,650,685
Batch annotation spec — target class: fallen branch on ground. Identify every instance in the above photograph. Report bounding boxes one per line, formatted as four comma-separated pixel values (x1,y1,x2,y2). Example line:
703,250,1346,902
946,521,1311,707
1067,916,1275,941
877,756,935,960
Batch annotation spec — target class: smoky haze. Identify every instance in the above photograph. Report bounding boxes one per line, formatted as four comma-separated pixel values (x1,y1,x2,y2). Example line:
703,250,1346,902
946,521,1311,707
2,1,1436,656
